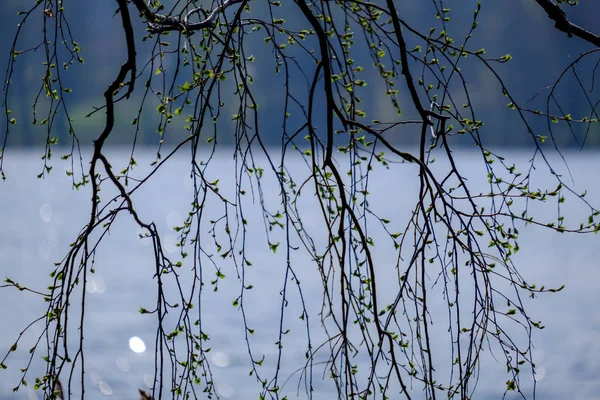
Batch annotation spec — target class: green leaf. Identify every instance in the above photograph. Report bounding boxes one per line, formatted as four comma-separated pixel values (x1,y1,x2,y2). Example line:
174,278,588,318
178,81,191,92
269,242,279,253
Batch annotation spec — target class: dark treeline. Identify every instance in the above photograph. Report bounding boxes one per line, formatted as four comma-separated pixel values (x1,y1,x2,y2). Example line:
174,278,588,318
2,0,599,149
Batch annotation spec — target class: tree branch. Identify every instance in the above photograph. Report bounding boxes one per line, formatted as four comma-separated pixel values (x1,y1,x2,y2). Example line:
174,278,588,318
129,0,245,33
534,0,600,47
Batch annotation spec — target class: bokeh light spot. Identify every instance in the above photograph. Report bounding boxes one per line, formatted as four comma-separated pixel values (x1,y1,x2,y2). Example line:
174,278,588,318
87,276,106,294
129,336,146,353
116,356,130,372
217,384,234,398
98,381,113,395
534,366,546,381
211,352,230,367
166,212,183,230
40,203,52,222
163,235,178,253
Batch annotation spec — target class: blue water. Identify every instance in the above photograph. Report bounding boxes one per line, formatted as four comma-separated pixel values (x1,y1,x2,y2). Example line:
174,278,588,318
0,149,599,399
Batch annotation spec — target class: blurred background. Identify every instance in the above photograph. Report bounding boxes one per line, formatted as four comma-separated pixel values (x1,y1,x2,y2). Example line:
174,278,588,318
1,0,600,148
1,1,599,400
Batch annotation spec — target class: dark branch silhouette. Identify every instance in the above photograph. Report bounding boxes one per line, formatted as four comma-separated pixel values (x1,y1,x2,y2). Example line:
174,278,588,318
1,1,599,399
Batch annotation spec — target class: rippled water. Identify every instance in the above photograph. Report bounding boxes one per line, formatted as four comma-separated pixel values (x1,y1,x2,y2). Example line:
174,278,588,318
0,149,599,400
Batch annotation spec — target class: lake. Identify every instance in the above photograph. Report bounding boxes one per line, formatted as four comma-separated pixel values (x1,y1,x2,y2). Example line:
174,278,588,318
0,148,599,400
